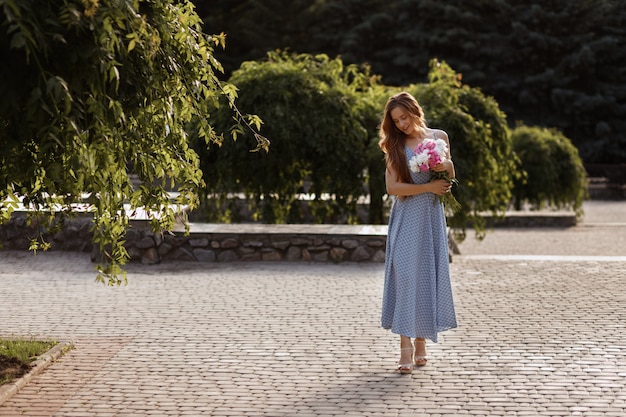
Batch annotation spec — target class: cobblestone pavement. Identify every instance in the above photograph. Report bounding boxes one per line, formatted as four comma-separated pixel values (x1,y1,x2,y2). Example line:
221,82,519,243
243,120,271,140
0,201,625,417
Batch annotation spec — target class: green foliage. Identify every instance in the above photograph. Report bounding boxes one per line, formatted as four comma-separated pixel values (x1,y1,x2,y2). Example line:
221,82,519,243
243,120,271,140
409,60,521,240
195,51,373,223
511,125,587,216
0,338,57,385
0,0,262,284
0,338,56,364
196,55,520,238
355,84,392,224
199,0,626,163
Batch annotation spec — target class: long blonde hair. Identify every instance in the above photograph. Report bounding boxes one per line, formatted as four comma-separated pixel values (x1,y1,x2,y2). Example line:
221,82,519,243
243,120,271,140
378,92,427,184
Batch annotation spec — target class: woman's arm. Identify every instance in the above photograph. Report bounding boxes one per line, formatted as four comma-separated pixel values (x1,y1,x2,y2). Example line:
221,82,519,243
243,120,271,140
432,130,455,179
386,164,451,197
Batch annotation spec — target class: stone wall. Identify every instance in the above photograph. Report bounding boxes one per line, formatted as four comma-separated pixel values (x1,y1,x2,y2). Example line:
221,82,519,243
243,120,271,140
0,213,387,264
0,214,94,253
0,210,576,264
130,228,387,265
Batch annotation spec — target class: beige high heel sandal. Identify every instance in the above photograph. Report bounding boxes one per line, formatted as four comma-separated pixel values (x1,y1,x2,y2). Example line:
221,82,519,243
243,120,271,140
397,347,414,374
414,339,428,367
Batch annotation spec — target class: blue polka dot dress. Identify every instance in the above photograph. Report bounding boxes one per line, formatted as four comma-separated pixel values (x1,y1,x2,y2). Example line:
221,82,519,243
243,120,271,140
381,145,457,343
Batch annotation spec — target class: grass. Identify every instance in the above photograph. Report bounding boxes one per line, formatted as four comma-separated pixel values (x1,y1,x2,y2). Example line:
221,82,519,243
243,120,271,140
0,338,57,385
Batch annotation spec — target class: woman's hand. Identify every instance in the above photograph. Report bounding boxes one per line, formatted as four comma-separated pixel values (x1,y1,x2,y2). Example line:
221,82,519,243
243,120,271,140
432,159,451,173
432,158,455,179
430,179,452,196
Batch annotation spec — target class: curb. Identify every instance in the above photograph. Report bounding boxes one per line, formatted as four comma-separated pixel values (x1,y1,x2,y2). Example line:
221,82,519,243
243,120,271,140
479,212,577,228
0,340,74,406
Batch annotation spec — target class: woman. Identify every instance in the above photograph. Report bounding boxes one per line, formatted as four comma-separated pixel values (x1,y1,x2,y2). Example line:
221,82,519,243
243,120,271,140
379,92,457,374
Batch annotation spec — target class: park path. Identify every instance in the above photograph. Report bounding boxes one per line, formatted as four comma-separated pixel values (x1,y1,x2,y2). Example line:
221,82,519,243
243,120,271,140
0,201,625,416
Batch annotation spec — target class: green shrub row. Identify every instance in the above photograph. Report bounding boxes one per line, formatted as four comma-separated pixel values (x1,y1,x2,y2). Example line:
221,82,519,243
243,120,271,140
193,52,587,240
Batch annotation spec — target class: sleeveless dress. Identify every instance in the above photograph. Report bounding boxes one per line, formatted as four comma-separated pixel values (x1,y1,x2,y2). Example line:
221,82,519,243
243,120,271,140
381,141,457,343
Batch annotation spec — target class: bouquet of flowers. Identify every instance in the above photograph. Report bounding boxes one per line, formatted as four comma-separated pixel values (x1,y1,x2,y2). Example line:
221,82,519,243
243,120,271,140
409,138,461,213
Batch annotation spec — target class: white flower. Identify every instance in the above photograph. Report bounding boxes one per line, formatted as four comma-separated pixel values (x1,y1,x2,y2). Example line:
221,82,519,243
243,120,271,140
416,151,430,166
409,150,431,173
434,138,448,157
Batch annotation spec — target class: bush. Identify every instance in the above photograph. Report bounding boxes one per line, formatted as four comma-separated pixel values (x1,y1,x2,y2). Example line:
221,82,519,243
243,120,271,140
408,60,521,240
195,52,373,223
196,56,583,242
511,125,587,216
195,57,524,239
352,83,393,224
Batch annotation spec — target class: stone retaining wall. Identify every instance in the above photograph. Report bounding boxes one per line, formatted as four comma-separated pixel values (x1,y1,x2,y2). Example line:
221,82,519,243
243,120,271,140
0,214,93,253
124,223,387,265
0,214,387,264
0,210,577,264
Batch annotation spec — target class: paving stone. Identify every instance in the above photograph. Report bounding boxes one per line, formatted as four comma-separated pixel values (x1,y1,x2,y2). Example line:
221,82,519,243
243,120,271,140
1,201,625,416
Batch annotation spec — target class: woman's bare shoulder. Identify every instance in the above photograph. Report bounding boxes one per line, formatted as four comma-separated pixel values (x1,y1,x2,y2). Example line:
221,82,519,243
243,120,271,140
430,128,449,141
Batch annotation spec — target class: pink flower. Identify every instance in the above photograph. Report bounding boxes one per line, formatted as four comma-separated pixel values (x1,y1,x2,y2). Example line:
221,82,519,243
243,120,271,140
408,137,461,213
411,138,447,171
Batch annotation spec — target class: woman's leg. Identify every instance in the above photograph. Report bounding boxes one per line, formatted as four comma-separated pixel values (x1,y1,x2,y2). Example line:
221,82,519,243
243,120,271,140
414,338,428,366
397,335,413,373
